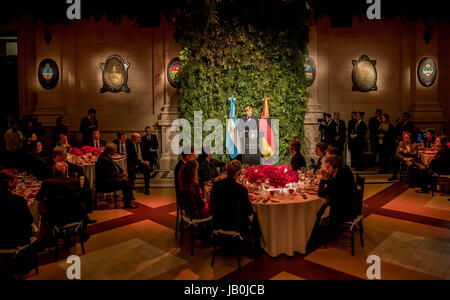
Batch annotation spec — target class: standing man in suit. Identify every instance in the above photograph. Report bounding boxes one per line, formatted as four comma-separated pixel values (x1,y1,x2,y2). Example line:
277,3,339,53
347,112,357,166
142,126,159,171
239,106,259,166
330,112,346,157
394,113,415,143
126,133,151,195
349,112,367,171
112,131,129,157
79,108,98,145
95,143,136,208
369,109,383,162
319,113,333,144
88,130,106,148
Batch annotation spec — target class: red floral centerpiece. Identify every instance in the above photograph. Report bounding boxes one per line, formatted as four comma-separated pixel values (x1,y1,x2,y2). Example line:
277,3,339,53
70,148,84,156
80,146,102,156
244,164,298,188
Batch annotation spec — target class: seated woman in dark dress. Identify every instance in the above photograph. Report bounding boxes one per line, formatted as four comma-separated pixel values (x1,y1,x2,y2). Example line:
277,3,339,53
29,141,51,179
178,160,211,219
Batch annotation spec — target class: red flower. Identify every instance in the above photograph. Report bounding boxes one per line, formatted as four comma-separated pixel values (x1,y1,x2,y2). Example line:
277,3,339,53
244,164,298,187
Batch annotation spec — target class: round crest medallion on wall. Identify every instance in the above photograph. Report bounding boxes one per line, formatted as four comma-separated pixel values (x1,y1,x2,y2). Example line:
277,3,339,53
167,57,182,88
417,57,437,87
352,55,377,92
100,55,130,93
38,59,59,90
304,57,316,87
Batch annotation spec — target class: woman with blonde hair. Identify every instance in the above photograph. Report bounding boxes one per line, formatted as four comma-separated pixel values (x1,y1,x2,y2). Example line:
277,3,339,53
178,160,211,219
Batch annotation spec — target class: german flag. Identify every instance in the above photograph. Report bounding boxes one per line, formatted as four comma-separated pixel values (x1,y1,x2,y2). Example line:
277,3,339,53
259,97,275,158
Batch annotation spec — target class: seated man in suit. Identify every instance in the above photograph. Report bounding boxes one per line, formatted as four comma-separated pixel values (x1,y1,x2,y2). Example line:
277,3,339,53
313,142,328,174
394,131,424,185
126,133,151,195
36,162,94,243
0,168,34,249
88,129,106,149
416,135,450,193
318,156,356,233
210,160,253,234
112,131,129,157
95,143,137,208
142,127,159,170
289,139,306,171
50,146,84,179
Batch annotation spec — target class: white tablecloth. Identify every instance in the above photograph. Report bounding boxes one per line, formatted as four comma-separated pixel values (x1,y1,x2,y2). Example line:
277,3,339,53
205,185,325,257
78,156,127,190
253,194,325,257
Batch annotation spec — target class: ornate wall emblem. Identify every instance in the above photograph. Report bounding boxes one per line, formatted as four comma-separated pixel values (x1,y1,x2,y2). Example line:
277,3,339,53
304,57,316,87
38,58,59,90
352,55,377,92
167,57,181,88
417,57,437,87
100,55,130,93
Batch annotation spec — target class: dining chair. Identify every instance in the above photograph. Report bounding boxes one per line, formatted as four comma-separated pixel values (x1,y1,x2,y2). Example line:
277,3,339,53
210,230,245,271
325,175,365,256
0,237,39,279
178,191,213,256
49,221,86,261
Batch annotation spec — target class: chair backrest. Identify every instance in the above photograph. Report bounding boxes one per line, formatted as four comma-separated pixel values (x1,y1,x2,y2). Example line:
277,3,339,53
354,174,365,217
179,189,195,220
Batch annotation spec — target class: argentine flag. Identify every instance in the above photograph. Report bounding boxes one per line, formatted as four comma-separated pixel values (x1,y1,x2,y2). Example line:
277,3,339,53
226,96,241,159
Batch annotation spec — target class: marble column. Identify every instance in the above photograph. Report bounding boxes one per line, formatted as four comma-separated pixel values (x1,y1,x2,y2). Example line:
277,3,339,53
157,104,180,170
304,24,323,165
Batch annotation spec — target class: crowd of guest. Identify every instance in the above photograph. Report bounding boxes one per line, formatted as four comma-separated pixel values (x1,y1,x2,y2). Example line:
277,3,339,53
315,108,450,194
0,108,161,256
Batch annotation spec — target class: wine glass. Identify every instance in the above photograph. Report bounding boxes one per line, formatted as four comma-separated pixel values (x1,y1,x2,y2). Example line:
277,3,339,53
269,190,275,197
288,188,295,198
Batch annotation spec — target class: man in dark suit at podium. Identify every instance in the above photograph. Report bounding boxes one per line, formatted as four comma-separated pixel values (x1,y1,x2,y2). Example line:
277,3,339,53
239,106,259,166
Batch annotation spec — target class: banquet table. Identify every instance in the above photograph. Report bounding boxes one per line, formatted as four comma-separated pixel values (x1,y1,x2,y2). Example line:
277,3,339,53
12,174,42,232
205,183,326,257
70,154,127,190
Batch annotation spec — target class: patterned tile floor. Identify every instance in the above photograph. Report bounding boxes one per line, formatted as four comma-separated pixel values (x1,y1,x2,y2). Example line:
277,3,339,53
26,170,450,280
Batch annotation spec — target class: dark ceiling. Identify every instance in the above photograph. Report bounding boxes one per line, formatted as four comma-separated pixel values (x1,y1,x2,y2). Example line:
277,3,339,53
0,0,448,28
